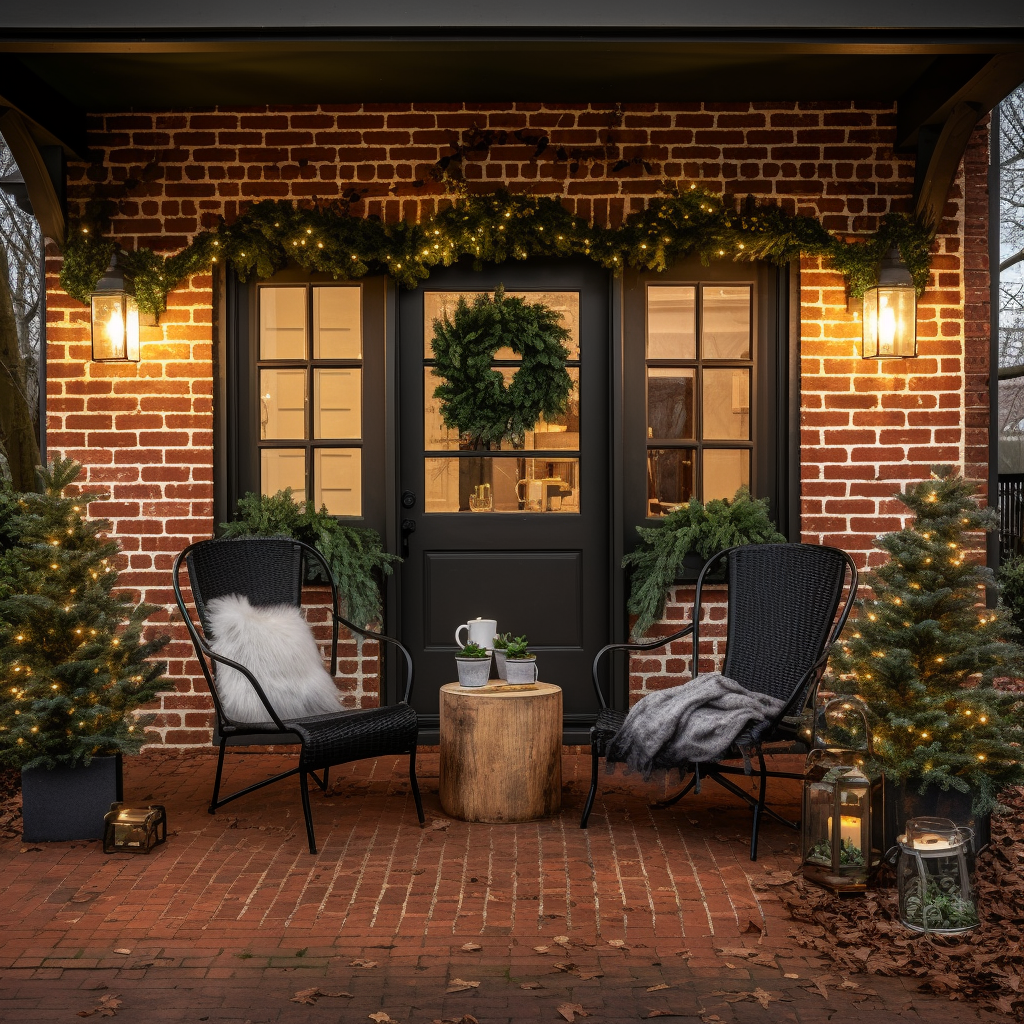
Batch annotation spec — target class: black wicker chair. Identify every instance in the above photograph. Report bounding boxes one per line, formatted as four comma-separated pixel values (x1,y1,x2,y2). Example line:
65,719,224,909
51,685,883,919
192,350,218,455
580,543,857,860
172,536,423,854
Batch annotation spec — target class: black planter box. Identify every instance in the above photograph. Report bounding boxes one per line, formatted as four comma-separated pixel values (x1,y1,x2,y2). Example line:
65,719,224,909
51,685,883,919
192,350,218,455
21,754,124,842
673,553,728,585
875,776,991,855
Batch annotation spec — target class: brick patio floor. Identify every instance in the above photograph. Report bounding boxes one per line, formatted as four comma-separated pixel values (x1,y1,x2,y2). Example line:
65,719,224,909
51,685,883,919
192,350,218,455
0,751,999,1023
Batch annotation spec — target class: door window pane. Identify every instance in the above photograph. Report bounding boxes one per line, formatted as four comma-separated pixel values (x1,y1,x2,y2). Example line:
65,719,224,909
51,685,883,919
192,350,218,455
647,448,694,515
424,457,579,513
314,448,361,516
647,367,695,440
702,368,750,440
702,286,751,359
647,285,696,359
313,287,361,359
703,449,750,502
314,368,361,439
424,291,580,360
260,369,307,439
261,448,306,496
424,367,581,452
259,287,307,359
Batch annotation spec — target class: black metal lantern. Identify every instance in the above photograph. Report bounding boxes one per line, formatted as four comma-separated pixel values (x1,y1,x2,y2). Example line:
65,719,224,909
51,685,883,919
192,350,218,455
102,802,167,853
90,253,140,362
802,698,873,893
862,247,917,359
896,817,978,934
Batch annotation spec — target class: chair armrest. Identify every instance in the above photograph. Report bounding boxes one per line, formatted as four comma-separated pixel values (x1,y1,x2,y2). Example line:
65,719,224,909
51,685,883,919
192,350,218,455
332,613,415,704
590,623,694,710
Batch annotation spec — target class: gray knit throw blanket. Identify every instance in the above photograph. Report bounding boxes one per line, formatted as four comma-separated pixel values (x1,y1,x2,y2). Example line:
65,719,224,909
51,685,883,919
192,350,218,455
604,672,785,780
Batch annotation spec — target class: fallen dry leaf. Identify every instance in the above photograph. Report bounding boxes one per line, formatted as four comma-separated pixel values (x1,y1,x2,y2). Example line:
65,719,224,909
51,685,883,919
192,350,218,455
429,818,450,831
534,945,550,953
520,982,542,990
112,949,131,955
446,978,480,994
743,919,763,935
461,942,482,952
752,988,783,1009
556,1004,589,1022
576,969,604,980
553,935,570,944
645,1013,684,1019
783,973,800,979
551,962,577,973
368,1014,397,1024
646,983,670,992
350,959,379,969
606,939,625,947
77,995,122,1018
290,988,354,1005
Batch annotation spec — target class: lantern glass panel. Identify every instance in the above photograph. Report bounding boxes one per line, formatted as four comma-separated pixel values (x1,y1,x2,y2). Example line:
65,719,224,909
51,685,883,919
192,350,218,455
897,817,978,934
863,284,916,359
91,293,128,361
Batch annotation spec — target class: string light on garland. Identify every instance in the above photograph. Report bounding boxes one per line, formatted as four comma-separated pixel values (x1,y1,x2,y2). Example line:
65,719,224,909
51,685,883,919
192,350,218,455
59,188,934,318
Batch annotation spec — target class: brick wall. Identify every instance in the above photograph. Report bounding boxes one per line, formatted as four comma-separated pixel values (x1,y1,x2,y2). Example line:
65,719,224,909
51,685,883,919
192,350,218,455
44,101,990,738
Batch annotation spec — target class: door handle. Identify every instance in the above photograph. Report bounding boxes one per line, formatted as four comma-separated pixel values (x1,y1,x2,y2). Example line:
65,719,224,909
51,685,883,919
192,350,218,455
401,518,416,557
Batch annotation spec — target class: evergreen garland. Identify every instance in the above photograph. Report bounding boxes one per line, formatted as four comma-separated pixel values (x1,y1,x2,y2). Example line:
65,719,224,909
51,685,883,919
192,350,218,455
220,489,400,629
0,457,169,770
831,466,1024,815
58,188,934,318
430,286,573,449
623,487,786,639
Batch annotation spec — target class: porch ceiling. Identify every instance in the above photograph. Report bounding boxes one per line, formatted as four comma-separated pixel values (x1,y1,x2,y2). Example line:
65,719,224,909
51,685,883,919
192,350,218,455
1,31,1023,163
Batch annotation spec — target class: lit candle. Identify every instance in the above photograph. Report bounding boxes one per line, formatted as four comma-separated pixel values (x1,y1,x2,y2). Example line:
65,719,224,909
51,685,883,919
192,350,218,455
827,815,862,850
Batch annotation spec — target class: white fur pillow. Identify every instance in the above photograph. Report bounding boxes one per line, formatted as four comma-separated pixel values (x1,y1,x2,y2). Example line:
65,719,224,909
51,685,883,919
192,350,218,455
206,594,344,723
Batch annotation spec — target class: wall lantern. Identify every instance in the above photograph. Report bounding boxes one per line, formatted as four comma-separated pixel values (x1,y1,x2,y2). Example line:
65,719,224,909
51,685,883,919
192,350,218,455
91,253,140,362
862,247,917,360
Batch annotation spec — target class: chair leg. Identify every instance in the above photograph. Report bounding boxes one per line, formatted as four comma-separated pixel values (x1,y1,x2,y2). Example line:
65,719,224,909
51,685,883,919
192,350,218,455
209,736,227,814
653,772,698,809
299,770,317,855
409,746,425,824
580,741,600,829
750,749,769,862
323,767,330,791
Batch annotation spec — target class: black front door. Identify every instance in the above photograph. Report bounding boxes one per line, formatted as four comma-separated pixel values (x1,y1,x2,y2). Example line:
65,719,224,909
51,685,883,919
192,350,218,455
398,260,611,738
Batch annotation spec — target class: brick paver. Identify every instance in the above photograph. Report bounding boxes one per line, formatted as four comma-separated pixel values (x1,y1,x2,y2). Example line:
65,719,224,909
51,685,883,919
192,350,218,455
0,751,999,1021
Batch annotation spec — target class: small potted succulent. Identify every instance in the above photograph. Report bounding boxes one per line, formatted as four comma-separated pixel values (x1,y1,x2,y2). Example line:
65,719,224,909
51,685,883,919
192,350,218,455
492,632,513,679
455,642,491,687
503,636,538,685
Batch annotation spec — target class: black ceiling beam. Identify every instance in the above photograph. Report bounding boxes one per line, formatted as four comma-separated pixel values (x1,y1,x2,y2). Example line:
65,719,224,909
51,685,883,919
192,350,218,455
0,55,89,158
897,50,1024,148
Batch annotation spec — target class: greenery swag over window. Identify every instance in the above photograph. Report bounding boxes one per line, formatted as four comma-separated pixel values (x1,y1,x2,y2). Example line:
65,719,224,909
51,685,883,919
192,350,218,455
59,188,934,318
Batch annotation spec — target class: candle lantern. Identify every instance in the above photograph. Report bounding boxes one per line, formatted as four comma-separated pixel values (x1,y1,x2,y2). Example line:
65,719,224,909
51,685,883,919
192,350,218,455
896,817,978,934
102,802,167,854
90,253,140,362
802,697,872,893
861,246,917,359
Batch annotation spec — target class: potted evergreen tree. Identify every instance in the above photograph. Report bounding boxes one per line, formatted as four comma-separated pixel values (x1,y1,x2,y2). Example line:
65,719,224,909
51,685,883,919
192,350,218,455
832,466,1024,849
0,458,168,842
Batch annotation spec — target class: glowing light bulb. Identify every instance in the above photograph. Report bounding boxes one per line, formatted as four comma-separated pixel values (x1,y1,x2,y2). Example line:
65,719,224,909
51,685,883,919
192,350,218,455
878,294,897,354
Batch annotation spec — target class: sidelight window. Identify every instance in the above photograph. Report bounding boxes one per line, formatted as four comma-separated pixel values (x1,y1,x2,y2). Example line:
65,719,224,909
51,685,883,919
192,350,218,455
257,284,363,516
645,283,753,516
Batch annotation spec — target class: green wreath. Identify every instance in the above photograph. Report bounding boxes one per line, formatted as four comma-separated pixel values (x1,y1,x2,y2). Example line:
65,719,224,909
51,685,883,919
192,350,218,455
430,286,573,449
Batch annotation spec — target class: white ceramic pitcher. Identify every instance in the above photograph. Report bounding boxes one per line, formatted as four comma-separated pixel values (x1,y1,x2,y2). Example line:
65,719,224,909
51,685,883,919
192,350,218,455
454,617,498,650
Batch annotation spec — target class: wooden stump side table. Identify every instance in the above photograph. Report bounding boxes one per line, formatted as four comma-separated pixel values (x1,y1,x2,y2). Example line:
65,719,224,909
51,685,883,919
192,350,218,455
438,682,562,823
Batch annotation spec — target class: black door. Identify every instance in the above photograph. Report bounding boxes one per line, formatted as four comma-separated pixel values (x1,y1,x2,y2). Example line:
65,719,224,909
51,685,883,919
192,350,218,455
398,260,611,738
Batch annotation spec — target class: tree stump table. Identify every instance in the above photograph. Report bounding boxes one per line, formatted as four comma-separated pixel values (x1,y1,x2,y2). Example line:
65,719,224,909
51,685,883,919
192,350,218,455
438,682,562,823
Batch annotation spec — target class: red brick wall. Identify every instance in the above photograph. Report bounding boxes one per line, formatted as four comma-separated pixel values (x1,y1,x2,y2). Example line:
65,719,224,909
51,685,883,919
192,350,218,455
44,102,989,737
